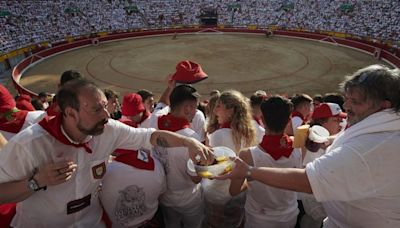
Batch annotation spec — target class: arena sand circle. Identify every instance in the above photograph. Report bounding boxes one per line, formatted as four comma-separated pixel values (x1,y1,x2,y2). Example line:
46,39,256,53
20,33,385,98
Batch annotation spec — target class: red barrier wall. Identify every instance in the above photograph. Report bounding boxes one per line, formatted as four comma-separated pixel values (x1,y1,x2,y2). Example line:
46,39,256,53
12,28,400,97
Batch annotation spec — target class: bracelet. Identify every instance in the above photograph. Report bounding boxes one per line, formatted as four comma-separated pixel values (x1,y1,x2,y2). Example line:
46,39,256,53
245,166,254,181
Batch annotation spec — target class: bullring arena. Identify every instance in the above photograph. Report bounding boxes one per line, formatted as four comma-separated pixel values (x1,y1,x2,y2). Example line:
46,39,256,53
11,28,399,99
2,1,400,228
18,30,387,98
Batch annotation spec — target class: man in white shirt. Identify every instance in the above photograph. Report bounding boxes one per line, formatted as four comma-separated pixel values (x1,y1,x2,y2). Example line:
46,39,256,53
0,79,213,228
149,60,208,142
154,85,204,228
217,65,400,228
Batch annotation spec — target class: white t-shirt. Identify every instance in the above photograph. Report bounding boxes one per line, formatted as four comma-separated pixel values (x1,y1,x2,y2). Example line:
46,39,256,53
252,119,265,144
152,127,202,208
306,125,400,227
100,157,166,228
149,103,206,142
246,146,301,223
0,119,155,228
291,116,303,134
0,110,46,140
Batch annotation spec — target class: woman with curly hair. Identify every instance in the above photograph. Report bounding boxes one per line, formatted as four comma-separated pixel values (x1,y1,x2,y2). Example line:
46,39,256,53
203,90,257,228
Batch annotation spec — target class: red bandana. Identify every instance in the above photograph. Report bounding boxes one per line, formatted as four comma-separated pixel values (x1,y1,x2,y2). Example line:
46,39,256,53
46,102,59,116
253,116,264,127
119,116,138,128
158,113,190,132
39,114,92,153
114,149,155,170
259,134,293,160
0,110,28,133
219,122,231,129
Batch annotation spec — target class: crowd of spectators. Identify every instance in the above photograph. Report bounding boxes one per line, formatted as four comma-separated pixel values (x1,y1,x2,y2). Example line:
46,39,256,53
1,0,399,55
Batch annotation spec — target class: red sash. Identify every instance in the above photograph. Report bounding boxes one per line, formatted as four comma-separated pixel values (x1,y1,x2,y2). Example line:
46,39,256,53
114,119,155,170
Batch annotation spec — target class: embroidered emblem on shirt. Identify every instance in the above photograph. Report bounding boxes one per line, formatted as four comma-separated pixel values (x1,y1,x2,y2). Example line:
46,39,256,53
114,185,147,226
92,162,106,179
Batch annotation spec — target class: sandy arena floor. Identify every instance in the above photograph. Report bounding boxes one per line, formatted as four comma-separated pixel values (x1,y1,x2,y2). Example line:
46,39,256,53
20,33,385,98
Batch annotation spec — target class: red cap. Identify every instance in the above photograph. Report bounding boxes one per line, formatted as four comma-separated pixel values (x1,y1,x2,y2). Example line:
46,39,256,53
121,93,145,117
0,84,16,113
171,60,208,84
312,103,347,120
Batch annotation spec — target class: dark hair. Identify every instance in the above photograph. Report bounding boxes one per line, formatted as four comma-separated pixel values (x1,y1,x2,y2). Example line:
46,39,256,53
290,93,312,109
31,99,45,110
340,65,400,112
312,94,323,103
169,85,200,111
104,89,118,100
261,95,293,133
60,70,83,86
323,93,345,110
38,91,50,98
250,93,266,107
137,89,154,101
57,79,100,113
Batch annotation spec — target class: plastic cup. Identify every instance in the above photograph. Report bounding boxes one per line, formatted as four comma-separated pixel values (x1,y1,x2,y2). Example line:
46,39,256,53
293,125,310,148
305,125,329,152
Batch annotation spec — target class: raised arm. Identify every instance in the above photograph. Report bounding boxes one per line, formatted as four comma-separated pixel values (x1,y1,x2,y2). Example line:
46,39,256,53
150,130,214,165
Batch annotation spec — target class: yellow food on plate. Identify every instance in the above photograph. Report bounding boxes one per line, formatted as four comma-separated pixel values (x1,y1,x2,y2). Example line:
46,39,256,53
215,156,228,163
198,171,213,178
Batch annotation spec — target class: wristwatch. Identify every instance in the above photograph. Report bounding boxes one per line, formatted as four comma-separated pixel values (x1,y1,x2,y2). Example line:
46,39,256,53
27,168,46,192
245,166,254,181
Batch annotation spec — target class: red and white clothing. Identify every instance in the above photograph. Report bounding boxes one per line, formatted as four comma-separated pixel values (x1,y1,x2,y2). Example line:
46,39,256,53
306,110,400,228
0,110,45,140
100,156,166,228
154,114,204,228
0,116,155,228
291,111,306,134
245,138,301,228
99,115,166,227
149,103,206,142
203,127,247,228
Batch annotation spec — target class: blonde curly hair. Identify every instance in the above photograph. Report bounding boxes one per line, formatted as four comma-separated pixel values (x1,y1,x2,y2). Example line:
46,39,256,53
217,90,257,152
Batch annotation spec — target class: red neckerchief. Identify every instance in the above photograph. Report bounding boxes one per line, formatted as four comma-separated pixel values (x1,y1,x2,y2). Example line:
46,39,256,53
0,110,28,133
39,114,92,153
158,113,190,132
114,149,155,170
219,122,231,129
46,102,59,116
292,111,306,124
259,134,294,160
0,203,16,228
253,116,264,127
119,116,138,128
139,110,150,125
